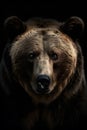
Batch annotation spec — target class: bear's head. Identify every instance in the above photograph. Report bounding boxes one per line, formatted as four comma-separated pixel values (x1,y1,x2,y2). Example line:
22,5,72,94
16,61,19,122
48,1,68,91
3,16,85,104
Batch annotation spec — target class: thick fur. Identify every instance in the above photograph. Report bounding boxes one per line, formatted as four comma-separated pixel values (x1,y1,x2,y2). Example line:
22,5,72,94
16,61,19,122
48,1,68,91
0,16,87,130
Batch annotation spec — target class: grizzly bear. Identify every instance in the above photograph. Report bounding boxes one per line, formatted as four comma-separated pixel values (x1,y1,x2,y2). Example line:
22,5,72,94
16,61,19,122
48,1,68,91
0,16,87,130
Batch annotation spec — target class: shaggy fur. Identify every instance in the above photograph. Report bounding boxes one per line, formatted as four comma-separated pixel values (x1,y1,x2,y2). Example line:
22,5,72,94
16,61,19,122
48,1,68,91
0,16,87,130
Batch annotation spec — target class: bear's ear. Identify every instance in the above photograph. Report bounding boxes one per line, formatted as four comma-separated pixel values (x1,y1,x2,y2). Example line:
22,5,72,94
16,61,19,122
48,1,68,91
60,16,84,40
4,16,26,41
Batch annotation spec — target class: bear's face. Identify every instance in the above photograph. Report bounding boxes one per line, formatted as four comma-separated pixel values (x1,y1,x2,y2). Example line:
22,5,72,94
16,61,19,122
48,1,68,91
9,28,77,103
4,16,84,103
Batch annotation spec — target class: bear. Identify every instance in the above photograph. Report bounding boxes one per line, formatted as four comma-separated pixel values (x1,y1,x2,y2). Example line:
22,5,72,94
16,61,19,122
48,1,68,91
0,16,87,130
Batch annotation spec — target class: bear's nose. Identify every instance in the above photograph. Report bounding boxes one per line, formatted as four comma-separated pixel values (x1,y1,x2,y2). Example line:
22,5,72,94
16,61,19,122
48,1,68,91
36,75,50,94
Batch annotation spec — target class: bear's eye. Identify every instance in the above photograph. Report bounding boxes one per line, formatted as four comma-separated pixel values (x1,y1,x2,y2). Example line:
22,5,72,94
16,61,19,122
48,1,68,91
49,52,58,61
28,52,38,60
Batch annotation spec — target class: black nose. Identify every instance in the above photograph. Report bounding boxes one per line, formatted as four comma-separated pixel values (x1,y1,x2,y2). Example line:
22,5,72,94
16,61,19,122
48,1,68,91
36,75,50,94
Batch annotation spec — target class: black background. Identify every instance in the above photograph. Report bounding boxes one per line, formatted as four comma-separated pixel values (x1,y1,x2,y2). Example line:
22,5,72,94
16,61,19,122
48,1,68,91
0,0,87,78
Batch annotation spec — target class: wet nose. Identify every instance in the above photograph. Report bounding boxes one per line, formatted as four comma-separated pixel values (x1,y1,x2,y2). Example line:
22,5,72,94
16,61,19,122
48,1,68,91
36,75,50,94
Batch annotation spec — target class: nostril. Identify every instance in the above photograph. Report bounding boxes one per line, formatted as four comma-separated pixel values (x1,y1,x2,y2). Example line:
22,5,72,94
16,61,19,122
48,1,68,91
37,75,50,85
36,75,50,93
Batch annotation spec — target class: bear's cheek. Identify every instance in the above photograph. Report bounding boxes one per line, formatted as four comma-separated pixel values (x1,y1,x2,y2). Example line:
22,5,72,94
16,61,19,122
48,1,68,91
53,54,75,87
11,55,34,84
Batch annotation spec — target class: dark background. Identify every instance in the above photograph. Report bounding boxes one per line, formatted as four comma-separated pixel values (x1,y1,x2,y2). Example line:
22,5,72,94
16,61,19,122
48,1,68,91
0,0,87,77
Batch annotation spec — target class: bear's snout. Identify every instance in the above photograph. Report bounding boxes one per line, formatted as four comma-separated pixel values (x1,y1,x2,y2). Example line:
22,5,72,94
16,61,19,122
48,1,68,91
36,75,50,94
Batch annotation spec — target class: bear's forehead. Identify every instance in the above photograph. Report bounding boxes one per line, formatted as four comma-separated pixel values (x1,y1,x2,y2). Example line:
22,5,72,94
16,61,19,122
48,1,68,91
18,28,59,39
15,28,71,45
11,28,76,56
10,28,77,63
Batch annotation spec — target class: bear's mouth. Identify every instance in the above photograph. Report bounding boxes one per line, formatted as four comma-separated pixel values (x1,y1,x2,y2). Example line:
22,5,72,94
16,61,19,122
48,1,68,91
30,80,58,96
31,82,50,95
30,75,52,95
20,80,64,104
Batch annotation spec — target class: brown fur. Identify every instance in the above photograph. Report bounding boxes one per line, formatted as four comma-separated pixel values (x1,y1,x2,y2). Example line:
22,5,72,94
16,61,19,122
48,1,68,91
10,28,77,104
0,16,86,130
